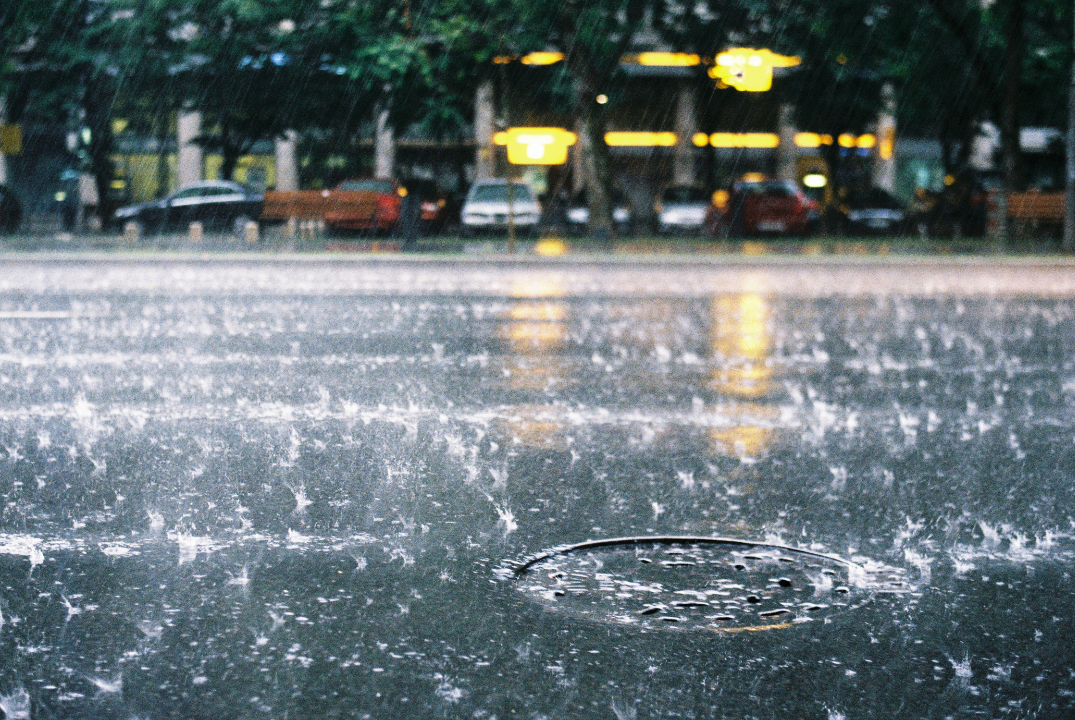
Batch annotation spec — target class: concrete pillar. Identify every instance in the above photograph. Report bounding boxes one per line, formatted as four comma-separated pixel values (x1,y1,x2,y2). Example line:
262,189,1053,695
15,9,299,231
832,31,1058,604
177,111,203,188
673,81,697,186
777,104,797,182
275,130,299,191
0,96,9,186
374,105,395,179
474,80,496,180
873,82,897,192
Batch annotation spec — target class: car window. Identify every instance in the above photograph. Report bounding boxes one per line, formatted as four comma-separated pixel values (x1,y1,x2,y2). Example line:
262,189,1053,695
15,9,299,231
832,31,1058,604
170,187,204,200
201,186,238,197
469,184,534,203
338,180,395,193
849,189,904,209
661,187,708,203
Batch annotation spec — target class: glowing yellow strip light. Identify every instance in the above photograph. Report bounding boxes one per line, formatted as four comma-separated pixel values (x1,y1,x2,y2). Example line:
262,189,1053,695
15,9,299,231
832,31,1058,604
794,132,833,148
708,133,780,148
520,51,564,65
604,131,677,147
634,52,700,67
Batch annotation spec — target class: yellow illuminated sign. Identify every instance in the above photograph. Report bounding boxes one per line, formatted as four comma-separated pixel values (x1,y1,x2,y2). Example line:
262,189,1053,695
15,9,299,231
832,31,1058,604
494,127,576,165
0,124,22,155
692,133,710,147
708,48,801,92
604,131,677,147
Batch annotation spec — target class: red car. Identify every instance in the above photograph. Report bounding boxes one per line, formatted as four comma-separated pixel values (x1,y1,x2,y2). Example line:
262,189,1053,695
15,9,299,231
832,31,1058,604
706,179,820,237
323,178,404,233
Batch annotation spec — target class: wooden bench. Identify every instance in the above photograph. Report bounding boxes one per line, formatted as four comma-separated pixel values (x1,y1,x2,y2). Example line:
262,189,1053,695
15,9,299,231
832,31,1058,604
262,190,378,222
1007,192,1064,222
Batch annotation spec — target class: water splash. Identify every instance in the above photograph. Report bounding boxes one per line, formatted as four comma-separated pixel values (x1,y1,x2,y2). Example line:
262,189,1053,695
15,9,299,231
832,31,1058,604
87,672,122,696
0,688,30,719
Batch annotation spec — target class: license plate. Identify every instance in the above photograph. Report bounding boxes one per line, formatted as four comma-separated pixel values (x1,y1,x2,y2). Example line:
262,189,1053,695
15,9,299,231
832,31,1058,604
757,221,785,232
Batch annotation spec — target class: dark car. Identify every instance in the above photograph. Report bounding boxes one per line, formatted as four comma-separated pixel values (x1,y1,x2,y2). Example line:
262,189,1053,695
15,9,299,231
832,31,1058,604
831,187,909,235
0,184,22,233
400,178,450,235
113,180,263,234
708,179,819,237
565,189,634,235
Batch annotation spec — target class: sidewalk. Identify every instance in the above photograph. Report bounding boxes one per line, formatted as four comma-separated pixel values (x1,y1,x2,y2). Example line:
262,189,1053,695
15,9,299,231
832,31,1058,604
0,228,1068,258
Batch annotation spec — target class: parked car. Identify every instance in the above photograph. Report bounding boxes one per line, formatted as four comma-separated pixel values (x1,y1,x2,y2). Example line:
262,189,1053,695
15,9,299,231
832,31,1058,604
830,187,909,235
565,189,634,235
401,178,450,235
114,180,263,234
460,180,541,236
707,179,819,237
0,184,23,233
323,178,403,234
655,186,710,234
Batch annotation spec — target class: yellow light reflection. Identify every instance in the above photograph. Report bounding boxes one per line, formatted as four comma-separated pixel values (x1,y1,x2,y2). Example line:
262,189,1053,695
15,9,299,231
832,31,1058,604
534,239,568,257
500,278,571,445
709,293,778,458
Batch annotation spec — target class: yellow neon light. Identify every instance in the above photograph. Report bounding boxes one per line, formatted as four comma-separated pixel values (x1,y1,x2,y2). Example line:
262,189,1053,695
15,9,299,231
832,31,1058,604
709,48,801,92
856,134,876,149
492,55,515,64
692,133,710,147
709,133,780,149
803,174,827,188
795,133,820,148
604,131,677,147
837,133,856,148
635,52,700,67
520,51,563,65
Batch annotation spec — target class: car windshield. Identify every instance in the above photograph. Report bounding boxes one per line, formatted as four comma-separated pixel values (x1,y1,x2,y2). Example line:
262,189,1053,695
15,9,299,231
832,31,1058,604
737,181,797,197
661,187,708,204
469,183,534,203
338,179,395,193
848,189,904,209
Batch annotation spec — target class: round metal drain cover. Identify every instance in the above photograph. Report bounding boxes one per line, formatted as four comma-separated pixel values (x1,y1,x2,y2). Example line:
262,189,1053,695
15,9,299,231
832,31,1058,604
505,536,908,633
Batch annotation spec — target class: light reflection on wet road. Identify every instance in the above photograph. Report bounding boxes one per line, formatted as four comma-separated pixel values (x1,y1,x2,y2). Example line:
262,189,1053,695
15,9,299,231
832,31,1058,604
0,257,1073,718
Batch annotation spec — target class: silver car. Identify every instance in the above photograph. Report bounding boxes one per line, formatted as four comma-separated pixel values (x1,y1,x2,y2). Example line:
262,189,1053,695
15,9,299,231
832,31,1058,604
460,180,542,236
655,185,710,234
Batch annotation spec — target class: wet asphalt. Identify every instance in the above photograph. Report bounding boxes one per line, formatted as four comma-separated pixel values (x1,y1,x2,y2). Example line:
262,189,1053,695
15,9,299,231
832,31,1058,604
0,255,1073,719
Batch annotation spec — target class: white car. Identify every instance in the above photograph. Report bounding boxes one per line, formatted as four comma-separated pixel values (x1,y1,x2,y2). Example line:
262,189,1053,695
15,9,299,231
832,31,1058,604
655,185,709,234
461,180,542,236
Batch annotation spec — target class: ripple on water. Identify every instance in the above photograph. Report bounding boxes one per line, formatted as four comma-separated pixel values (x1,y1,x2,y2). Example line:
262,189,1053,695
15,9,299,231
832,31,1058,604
504,537,910,633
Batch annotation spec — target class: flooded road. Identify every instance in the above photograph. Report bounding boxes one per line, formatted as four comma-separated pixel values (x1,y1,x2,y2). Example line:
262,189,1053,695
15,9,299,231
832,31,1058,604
0,256,1073,718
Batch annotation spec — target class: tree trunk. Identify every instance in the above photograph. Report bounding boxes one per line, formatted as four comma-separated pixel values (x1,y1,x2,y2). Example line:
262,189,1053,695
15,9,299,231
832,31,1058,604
574,73,613,240
83,78,116,228
221,121,239,181
1000,0,1025,193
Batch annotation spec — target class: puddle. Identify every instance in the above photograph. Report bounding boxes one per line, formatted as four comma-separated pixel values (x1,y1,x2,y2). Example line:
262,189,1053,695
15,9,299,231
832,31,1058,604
506,536,910,633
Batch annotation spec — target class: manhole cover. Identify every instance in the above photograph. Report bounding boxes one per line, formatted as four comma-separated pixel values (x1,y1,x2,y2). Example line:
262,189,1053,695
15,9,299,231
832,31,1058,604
504,536,909,633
